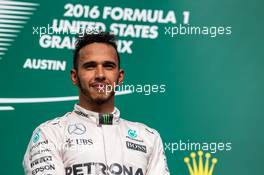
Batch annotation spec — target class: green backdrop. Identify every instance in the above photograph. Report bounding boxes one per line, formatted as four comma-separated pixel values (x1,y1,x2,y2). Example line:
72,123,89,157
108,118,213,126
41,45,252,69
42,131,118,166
0,0,263,174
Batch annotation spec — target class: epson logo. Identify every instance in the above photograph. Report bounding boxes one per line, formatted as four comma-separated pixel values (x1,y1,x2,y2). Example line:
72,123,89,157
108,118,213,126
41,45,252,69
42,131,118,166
30,156,52,168
32,164,55,175
126,141,147,153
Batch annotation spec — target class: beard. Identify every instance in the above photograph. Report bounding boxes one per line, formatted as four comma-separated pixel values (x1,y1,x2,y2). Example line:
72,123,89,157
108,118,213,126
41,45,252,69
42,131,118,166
77,75,115,105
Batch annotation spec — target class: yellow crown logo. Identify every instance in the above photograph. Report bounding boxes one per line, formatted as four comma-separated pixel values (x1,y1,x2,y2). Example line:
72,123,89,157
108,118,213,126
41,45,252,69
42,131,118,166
184,151,218,175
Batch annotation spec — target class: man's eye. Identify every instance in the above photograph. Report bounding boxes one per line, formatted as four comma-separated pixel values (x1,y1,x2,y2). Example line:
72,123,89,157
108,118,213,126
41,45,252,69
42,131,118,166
104,64,115,69
104,65,114,69
84,64,95,69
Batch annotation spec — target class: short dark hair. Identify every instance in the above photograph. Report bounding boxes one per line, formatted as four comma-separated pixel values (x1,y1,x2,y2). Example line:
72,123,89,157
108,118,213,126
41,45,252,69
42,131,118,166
73,31,120,70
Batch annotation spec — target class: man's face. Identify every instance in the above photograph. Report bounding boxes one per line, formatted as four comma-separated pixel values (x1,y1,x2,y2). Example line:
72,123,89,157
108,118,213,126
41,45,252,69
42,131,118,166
71,43,124,104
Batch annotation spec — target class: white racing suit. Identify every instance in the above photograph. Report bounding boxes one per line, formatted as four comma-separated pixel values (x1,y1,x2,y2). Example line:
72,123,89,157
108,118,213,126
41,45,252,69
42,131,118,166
23,104,170,175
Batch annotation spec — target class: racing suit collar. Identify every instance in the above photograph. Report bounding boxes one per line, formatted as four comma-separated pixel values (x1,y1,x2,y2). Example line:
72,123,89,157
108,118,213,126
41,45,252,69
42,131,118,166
73,104,120,125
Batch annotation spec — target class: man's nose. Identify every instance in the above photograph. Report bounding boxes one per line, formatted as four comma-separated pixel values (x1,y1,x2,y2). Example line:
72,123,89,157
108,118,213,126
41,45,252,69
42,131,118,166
95,66,105,80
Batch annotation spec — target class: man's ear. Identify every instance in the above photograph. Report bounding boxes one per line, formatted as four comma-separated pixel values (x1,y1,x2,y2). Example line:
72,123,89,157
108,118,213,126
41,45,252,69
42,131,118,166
117,69,124,85
70,69,78,85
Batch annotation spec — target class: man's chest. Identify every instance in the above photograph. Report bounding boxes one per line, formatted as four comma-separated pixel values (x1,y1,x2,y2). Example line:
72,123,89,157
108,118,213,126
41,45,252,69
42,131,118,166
61,124,151,175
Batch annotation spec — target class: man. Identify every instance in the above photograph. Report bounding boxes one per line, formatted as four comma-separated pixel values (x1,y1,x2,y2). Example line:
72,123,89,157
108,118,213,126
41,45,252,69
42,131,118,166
23,31,170,175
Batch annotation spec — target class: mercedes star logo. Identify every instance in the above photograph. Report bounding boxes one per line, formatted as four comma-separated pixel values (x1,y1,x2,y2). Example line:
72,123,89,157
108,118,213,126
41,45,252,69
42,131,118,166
68,123,86,135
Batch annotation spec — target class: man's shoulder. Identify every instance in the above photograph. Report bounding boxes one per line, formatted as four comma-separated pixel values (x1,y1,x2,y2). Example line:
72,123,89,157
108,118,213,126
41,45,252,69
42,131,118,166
26,112,72,144
34,112,71,133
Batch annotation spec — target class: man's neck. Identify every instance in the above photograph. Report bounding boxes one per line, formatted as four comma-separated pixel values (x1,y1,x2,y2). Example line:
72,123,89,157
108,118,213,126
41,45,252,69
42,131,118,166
78,96,115,113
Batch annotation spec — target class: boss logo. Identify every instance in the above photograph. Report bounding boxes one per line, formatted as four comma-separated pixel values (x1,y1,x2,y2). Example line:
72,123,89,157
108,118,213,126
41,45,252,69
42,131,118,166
126,141,147,153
